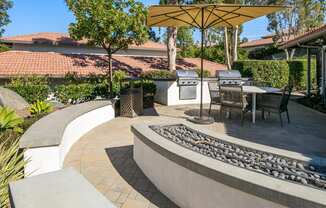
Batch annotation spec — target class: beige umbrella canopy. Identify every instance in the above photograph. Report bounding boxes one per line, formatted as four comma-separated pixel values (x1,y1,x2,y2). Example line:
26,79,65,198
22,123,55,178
147,4,287,124
147,4,286,29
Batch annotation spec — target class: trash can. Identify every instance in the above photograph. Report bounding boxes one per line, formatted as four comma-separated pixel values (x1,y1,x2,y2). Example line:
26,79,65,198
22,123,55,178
119,78,143,117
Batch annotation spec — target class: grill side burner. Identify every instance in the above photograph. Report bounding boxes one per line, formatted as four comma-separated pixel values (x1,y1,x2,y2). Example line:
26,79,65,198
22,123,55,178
217,70,242,85
176,70,199,100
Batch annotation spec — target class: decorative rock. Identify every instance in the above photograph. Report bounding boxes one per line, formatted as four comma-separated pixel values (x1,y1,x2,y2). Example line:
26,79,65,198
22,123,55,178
150,124,326,190
297,163,305,170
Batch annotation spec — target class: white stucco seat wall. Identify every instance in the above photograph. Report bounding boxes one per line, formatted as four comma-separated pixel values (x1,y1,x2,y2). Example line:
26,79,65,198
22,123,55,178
21,101,115,177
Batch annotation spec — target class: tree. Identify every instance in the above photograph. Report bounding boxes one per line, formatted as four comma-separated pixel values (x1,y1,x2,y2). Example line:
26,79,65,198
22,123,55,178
266,0,325,60
0,0,13,37
66,0,148,96
159,0,179,71
177,27,194,49
148,28,160,42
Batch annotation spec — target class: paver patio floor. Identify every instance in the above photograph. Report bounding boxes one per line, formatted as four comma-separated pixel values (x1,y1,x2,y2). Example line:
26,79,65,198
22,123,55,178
64,101,326,208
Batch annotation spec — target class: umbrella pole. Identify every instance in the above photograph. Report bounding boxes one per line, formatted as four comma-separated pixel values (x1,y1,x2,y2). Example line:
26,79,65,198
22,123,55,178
187,7,214,125
200,27,204,119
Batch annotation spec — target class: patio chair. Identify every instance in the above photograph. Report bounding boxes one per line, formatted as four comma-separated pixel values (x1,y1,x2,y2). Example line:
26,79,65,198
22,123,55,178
260,86,292,127
208,82,221,117
220,85,250,126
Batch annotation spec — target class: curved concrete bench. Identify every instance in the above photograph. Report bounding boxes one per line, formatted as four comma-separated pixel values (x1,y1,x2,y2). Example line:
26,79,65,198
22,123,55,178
21,100,115,177
9,168,116,208
132,122,326,208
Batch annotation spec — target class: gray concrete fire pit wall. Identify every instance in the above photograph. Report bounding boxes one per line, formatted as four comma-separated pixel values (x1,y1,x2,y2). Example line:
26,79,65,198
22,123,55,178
131,122,326,208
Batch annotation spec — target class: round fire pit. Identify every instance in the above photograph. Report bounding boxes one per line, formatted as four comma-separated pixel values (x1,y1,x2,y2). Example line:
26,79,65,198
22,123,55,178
131,122,326,208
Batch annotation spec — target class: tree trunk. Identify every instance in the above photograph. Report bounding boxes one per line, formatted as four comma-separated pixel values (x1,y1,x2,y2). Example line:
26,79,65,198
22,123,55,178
108,52,113,98
231,26,238,65
166,0,178,71
167,26,177,71
289,48,296,60
224,27,231,70
284,49,290,60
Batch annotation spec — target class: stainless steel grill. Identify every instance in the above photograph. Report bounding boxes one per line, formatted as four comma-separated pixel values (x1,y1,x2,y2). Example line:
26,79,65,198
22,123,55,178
217,70,242,85
176,70,199,100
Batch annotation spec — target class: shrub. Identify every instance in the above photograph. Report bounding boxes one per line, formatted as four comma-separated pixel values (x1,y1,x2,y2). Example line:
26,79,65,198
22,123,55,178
233,60,289,88
134,80,157,95
288,59,316,90
233,59,316,90
62,72,130,98
6,76,50,103
195,68,211,78
140,70,176,80
0,107,23,133
248,45,283,60
0,133,27,208
56,84,95,104
0,44,10,53
112,70,128,96
29,100,53,116
133,80,157,108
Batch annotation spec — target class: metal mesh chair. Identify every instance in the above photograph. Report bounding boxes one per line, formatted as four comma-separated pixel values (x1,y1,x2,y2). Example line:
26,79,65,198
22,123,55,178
208,82,221,117
220,85,250,126
260,86,292,127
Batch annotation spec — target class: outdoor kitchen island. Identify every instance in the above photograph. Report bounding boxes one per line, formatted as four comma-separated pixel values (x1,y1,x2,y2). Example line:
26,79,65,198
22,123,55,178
154,70,215,106
132,122,326,208
153,70,244,106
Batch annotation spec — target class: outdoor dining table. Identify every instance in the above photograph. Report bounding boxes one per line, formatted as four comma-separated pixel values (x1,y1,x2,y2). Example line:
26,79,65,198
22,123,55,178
242,86,281,124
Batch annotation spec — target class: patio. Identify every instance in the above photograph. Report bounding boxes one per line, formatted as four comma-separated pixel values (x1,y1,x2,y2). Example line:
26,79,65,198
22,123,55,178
64,101,326,208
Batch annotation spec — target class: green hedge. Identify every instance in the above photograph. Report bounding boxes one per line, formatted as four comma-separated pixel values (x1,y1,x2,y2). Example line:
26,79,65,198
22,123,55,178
233,60,289,88
55,84,95,104
288,59,316,90
140,70,176,80
6,76,50,103
195,68,211,78
233,59,316,90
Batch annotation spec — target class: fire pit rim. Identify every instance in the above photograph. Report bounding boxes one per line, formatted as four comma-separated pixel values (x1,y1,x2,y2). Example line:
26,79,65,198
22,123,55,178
131,122,326,208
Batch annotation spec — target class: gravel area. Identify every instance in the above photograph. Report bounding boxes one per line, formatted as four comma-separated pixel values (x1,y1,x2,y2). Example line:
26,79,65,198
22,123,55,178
150,124,326,191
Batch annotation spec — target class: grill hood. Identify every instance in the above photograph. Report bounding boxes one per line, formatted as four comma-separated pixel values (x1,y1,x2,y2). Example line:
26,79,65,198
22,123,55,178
176,70,199,78
217,70,241,79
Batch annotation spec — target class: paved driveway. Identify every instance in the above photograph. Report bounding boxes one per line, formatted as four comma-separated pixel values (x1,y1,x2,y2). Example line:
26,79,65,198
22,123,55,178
64,101,326,208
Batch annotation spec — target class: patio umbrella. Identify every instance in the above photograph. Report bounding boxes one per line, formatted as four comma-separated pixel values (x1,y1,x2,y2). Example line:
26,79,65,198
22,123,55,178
147,4,287,124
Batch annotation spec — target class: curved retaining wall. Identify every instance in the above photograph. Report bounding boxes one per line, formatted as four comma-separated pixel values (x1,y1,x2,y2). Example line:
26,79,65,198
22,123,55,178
21,100,115,177
131,123,326,208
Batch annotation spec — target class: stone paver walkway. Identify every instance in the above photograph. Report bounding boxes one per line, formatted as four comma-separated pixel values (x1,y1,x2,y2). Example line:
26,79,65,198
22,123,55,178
64,101,326,208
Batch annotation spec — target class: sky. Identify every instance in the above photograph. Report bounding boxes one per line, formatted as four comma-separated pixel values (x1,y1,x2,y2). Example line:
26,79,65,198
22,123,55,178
3,0,270,41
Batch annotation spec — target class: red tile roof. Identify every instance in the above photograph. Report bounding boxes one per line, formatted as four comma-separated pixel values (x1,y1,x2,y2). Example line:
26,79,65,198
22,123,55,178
280,24,326,48
240,37,274,48
0,32,167,51
241,24,326,49
0,51,226,77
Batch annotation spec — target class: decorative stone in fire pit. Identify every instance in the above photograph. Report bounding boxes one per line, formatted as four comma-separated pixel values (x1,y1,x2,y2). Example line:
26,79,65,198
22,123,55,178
131,122,326,208
150,124,326,190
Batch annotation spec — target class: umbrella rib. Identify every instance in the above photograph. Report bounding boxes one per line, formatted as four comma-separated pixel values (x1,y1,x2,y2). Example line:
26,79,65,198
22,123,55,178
150,6,199,18
180,6,201,28
203,5,216,28
193,8,202,27
164,14,199,28
213,7,255,19
204,7,237,29
149,12,194,27
209,14,241,28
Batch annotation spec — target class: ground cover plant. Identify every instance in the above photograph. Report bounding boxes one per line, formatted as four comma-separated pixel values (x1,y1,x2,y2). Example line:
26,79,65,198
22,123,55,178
5,76,50,103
